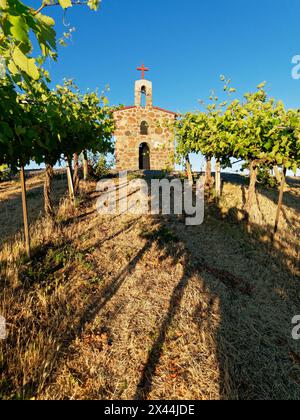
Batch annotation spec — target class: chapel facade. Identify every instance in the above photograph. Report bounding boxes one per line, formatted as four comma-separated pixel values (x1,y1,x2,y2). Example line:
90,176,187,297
113,66,177,171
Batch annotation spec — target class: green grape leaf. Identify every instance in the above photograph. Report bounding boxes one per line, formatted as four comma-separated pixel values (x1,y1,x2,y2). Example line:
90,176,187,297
8,15,29,43
0,0,7,9
12,47,39,80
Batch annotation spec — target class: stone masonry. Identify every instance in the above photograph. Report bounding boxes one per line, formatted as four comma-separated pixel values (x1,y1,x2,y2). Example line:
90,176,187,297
114,78,177,171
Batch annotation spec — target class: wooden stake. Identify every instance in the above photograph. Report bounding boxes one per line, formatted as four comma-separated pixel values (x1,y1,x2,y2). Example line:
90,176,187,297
44,164,54,218
205,157,212,189
215,160,221,198
274,166,287,238
73,153,80,195
185,156,193,184
66,158,75,204
246,161,258,220
20,166,31,259
83,150,89,181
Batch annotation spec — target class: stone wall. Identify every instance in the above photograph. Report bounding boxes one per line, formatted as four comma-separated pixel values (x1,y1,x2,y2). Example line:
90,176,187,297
114,106,176,171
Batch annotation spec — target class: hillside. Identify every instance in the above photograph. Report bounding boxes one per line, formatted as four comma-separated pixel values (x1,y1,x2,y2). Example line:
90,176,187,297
0,172,300,400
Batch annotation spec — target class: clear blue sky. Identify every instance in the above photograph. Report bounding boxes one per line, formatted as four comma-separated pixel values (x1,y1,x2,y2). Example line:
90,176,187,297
29,0,300,172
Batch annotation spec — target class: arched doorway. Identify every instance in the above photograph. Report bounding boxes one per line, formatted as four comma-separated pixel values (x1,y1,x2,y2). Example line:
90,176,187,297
139,143,150,170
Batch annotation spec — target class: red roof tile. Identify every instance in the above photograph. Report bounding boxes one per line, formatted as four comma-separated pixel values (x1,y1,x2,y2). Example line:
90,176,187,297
113,105,177,116
153,106,177,116
113,106,137,112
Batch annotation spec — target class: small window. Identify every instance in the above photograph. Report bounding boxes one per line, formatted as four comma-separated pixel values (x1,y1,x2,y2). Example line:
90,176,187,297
140,121,149,135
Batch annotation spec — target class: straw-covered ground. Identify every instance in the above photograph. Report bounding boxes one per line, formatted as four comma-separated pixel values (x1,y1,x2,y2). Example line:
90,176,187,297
0,171,299,400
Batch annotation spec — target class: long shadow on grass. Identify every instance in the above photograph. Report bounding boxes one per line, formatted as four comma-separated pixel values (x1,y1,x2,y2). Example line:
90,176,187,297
2,174,300,400
210,208,300,399
31,239,154,399
135,267,190,399
15,223,151,398
218,172,300,215
0,212,142,399
134,202,300,400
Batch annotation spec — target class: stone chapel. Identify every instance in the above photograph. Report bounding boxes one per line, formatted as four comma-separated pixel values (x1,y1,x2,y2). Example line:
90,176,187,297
113,65,177,171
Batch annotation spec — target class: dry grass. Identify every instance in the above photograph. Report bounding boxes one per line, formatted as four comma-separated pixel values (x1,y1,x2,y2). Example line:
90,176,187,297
0,171,68,243
0,172,300,400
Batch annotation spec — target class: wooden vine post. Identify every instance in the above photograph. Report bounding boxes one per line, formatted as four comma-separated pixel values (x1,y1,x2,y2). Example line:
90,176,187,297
246,160,258,219
205,157,212,189
73,153,80,196
83,150,89,181
44,164,54,218
185,156,193,184
66,158,75,205
20,166,31,259
273,166,287,238
215,160,221,198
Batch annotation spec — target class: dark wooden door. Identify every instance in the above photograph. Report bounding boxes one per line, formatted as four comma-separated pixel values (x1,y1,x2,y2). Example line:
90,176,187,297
139,143,150,170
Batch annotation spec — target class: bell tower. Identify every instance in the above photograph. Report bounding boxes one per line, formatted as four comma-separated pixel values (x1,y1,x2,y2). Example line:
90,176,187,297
135,64,153,108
